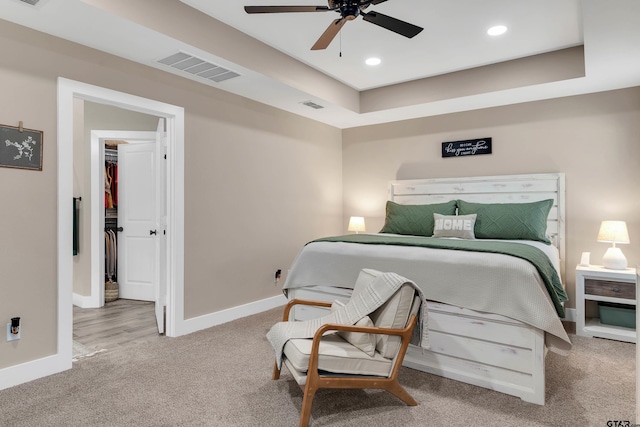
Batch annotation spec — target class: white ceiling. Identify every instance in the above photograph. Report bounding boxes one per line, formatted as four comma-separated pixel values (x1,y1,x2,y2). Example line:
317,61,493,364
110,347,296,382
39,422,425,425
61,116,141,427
1,0,639,129
183,0,583,91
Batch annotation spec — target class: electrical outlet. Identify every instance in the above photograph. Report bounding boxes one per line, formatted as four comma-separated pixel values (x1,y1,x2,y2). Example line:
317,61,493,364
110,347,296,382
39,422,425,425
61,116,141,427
7,323,20,341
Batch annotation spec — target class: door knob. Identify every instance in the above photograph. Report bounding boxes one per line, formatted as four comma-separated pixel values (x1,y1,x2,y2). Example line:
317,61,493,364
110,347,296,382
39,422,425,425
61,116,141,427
150,229,157,235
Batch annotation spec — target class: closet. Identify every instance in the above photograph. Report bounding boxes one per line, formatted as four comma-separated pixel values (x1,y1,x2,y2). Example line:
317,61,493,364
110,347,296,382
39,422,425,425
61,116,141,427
104,144,120,302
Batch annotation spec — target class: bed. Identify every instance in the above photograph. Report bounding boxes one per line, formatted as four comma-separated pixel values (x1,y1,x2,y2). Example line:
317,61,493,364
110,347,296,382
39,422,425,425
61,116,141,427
282,173,571,405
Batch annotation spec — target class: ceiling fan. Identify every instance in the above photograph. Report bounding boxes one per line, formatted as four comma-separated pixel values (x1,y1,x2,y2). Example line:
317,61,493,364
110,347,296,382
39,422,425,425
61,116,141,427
244,0,423,50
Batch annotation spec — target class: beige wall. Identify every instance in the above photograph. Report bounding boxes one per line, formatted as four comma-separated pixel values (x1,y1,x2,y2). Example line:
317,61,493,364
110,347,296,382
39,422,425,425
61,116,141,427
0,46,58,368
0,21,342,369
343,87,640,309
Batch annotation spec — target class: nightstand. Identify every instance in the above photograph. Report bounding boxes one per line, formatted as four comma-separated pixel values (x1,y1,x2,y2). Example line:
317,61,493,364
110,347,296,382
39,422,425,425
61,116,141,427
576,265,637,343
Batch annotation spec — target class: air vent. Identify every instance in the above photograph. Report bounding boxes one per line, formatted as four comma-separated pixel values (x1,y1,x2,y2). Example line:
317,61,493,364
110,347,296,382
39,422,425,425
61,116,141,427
157,52,240,83
301,101,324,110
18,0,41,5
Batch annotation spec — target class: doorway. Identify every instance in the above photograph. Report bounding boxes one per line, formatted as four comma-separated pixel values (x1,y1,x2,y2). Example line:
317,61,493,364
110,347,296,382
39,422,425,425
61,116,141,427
57,78,186,369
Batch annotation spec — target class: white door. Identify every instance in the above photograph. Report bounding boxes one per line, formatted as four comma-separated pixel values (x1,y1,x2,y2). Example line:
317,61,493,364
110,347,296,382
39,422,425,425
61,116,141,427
117,121,166,333
118,142,157,302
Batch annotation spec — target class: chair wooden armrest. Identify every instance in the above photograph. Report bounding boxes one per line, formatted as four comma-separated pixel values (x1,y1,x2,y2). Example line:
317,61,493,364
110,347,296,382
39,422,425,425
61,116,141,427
314,317,416,337
281,298,333,321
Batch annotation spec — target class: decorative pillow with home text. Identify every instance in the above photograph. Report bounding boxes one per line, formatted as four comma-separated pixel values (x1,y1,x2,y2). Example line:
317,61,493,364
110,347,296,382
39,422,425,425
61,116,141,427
433,213,477,239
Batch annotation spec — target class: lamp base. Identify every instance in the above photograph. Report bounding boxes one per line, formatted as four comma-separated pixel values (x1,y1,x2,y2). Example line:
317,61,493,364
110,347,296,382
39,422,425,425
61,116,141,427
602,247,628,270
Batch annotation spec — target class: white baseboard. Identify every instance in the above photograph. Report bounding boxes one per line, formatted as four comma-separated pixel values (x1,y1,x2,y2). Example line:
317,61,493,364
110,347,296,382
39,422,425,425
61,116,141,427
73,292,97,308
0,353,71,391
180,294,288,336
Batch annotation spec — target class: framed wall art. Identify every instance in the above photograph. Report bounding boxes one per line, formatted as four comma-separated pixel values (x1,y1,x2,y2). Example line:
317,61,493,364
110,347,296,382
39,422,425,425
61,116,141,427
0,123,43,171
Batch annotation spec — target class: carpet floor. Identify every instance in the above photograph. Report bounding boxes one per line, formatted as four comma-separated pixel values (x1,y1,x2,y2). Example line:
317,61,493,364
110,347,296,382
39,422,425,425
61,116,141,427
0,307,635,427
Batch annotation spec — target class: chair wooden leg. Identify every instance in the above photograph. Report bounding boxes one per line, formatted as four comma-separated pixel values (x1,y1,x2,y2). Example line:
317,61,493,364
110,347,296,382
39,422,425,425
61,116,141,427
299,381,317,427
385,380,417,406
272,360,281,380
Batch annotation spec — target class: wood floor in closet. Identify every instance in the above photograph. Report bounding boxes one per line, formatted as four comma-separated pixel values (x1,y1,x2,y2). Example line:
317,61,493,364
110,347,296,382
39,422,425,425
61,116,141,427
73,299,163,352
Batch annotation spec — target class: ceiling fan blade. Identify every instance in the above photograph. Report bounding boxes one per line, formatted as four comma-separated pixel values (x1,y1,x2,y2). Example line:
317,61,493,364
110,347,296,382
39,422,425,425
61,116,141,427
356,0,388,5
362,11,423,38
311,18,348,50
244,6,330,14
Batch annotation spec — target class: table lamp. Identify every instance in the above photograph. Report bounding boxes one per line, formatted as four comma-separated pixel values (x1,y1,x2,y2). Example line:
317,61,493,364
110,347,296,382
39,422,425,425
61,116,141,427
597,220,630,270
348,216,366,234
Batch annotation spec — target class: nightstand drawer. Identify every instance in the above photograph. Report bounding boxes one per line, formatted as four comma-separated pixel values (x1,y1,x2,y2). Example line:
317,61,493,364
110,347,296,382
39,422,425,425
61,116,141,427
584,279,635,299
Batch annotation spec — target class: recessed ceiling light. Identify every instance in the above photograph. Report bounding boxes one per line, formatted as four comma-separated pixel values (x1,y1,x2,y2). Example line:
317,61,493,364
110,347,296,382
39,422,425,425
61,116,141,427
487,25,508,36
365,57,381,66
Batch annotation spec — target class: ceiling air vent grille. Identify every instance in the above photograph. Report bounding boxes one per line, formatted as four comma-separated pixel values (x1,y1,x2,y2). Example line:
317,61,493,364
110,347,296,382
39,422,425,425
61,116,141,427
301,101,324,110
18,0,41,5
157,52,240,83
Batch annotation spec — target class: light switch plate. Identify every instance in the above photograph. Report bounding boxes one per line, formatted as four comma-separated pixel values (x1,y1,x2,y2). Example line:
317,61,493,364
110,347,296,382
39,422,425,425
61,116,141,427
7,323,20,341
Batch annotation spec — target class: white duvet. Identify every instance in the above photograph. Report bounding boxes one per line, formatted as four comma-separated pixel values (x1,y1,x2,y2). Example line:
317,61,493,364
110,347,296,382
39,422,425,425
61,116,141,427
283,234,571,354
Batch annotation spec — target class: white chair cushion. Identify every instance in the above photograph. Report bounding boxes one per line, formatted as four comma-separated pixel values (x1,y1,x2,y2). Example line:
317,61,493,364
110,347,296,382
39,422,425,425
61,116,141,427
283,335,393,377
352,269,416,358
330,300,376,356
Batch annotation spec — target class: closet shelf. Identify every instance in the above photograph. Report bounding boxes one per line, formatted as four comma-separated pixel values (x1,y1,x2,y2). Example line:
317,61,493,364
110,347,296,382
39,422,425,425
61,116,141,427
105,208,118,219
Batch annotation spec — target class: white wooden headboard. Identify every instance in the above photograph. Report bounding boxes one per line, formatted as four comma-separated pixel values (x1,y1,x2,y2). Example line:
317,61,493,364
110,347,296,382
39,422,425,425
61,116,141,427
389,173,566,278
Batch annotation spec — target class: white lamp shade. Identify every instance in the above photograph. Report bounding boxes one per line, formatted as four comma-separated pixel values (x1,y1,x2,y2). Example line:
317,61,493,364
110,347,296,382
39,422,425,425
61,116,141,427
597,220,630,244
348,216,366,233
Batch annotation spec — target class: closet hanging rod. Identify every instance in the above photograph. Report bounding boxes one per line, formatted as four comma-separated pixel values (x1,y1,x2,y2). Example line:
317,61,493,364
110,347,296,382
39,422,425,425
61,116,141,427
105,226,123,232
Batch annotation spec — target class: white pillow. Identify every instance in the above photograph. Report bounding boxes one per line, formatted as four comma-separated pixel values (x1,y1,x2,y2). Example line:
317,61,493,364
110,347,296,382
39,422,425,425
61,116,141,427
331,301,376,357
433,213,477,239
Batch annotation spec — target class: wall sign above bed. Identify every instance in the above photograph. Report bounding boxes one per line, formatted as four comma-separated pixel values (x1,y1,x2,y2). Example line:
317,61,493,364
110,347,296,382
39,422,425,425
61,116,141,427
442,137,492,158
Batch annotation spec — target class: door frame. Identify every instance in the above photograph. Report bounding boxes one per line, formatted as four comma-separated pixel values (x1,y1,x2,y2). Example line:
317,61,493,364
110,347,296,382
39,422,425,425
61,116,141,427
58,78,185,368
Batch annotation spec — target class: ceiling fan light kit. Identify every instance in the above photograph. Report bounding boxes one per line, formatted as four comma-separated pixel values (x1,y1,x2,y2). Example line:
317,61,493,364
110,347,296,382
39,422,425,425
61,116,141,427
245,0,424,50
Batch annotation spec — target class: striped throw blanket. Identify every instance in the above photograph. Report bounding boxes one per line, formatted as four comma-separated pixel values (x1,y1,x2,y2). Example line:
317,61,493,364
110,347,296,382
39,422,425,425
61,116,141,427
267,270,428,368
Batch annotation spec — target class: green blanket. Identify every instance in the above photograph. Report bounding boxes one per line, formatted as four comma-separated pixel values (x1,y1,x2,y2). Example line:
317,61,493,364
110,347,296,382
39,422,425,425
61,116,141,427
311,234,568,317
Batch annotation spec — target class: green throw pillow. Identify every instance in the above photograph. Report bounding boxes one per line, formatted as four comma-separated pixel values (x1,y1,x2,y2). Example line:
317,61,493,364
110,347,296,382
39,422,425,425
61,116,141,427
457,199,553,243
380,200,457,237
